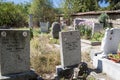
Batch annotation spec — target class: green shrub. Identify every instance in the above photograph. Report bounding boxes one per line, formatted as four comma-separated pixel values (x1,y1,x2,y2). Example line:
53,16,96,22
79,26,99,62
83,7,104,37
32,28,41,37
98,13,110,29
76,25,92,39
91,32,104,42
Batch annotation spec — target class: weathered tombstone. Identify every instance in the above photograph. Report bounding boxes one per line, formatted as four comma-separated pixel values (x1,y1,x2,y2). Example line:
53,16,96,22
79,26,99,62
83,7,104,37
40,22,49,33
51,22,61,39
101,28,120,56
60,31,81,67
92,23,103,35
0,29,37,80
29,14,33,28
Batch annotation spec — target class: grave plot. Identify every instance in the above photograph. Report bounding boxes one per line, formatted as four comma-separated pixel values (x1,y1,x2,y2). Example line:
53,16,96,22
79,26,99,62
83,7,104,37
55,31,89,79
92,28,120,80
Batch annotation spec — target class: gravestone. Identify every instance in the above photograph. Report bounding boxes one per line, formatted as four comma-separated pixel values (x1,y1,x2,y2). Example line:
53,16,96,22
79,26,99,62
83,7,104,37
29,14,33,28
51,22,61,39
40,22,49,33
92,23,103,35
101,28,120,56
0,29,37,80
59,31,81,67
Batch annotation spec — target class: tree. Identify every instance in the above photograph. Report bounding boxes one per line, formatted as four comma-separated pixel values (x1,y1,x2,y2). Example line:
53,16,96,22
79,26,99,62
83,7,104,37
98,13,109,28
98,0,120,10
29,0,56,26
61,0,100,25
0,2,30,28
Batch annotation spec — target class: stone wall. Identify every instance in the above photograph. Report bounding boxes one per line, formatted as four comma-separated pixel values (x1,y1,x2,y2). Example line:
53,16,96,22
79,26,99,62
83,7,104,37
59,10,120,27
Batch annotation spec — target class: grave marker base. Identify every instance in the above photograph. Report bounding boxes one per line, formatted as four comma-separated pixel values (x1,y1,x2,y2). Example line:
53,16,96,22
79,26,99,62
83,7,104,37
93,53,120,80
0,70,38,80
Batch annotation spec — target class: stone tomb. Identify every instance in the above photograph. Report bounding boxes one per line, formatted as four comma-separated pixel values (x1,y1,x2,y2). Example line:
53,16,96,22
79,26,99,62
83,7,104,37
59,31,81,68
0,29,37,80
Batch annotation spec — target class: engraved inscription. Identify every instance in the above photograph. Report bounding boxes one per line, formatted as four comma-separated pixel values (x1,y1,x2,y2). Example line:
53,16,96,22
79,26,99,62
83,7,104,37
65,41,78,51
2,38,24,52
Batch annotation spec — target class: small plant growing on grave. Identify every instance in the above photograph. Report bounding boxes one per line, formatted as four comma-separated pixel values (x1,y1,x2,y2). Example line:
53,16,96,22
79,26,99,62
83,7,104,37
108,52,120,63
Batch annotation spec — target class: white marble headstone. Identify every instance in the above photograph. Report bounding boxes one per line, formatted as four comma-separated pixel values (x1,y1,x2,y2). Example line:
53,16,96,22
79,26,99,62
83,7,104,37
59,31,81,67
101,28,120,56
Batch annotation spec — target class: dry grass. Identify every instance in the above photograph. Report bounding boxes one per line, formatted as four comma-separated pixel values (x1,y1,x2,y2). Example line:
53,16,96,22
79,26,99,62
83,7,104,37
30,34,60,75
81,51,94,70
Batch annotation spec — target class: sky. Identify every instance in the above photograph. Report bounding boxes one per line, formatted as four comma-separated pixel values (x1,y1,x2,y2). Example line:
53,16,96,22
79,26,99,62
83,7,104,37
5,0,62,8
99,0,109,7
5,0,109,8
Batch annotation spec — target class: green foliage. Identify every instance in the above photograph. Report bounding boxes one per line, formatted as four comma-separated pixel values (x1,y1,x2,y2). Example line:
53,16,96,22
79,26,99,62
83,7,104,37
30,28,34,39
32,28,41,37
108,53,120,60
49,38,59,44
0,2,30,27
91,32,104,42
98,13,109,29
99,0,120,10
76,25,104,41
29,0,56,26
76,25,92,39
62,0,99,18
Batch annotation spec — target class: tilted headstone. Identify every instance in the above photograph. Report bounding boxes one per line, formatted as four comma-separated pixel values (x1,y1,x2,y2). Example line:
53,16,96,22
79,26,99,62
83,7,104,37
40,22,49,33
51,22,61,39
59,31,81,68
0,29,37,79
101,28,120,56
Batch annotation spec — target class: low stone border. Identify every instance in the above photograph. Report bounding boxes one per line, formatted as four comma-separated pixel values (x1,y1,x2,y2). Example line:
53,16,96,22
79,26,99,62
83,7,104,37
81,39,101,46
93,55,120,80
